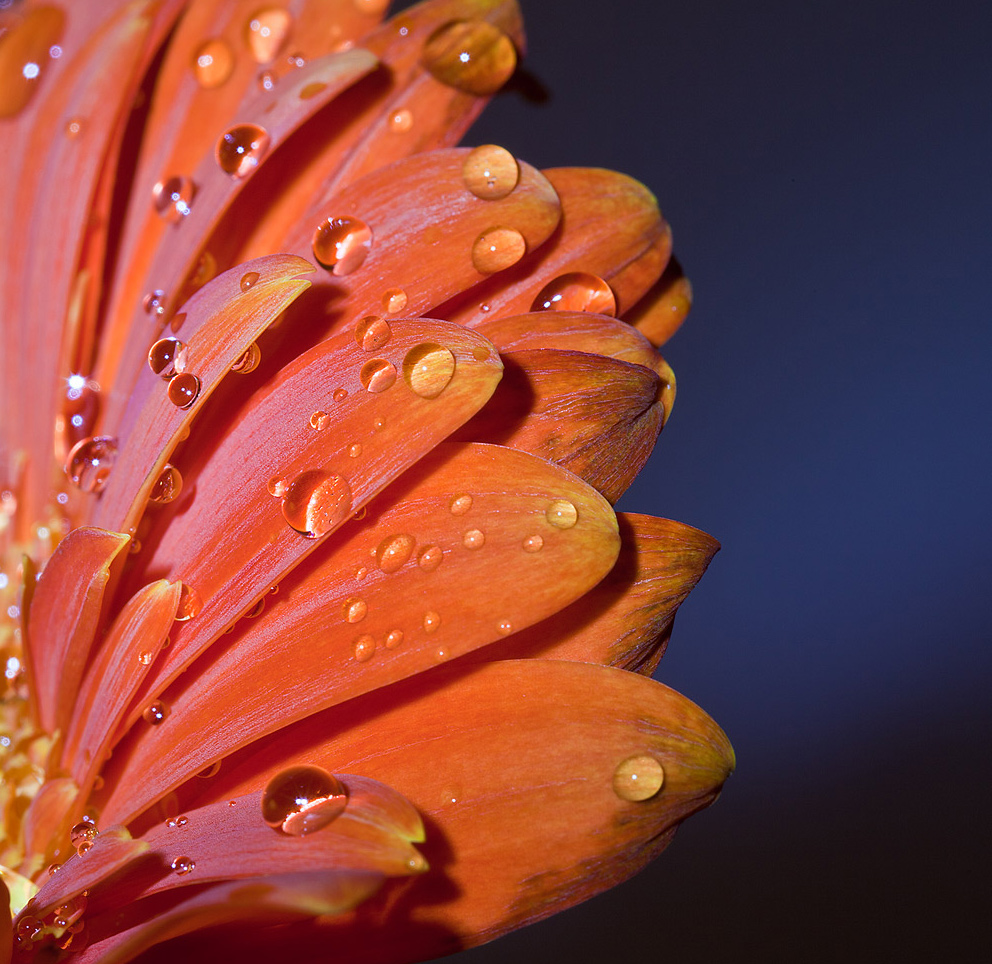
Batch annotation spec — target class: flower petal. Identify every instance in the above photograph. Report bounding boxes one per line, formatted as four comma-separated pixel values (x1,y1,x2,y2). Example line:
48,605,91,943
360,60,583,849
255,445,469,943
625,255,694,347
99,442,619,824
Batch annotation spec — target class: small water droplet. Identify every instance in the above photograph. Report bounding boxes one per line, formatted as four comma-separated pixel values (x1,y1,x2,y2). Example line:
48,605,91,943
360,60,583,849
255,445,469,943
388,107,413,132
0,5,66,119
197,760,222,779
382,287,408,314
532,272,617,316
244,597,265,619
309,410,330,430
418,545,443,571
472,226,526,274
166,815,189,828
148,464,183,504
332,387,348,402
497,619,512,635
344,598,367,623
60,374,101,447
137,651,154,666
347,442,362,458
385,629,403,649
257,69,275,91
299,79,327,99
355,315,391,351
423,610,441,633
147,337,183,378
462,528,485,550
47,863,61,876
240,270,261,291
359,358,397,393
170,855,195,875
462,144,519,200
192,37,234,88
613,754,665,801
142,700,168,724
311,216,372,275
372,416,385,431
142,289,168,316
422,20,517,96
152,175,195,222
267,475,289,497
546,499,578,529
376,533,415,573
245,7,293,63
281,470,352,538
216,124,270,178
353,634,375,662
175,583,202,621
403,343,456,399
231,341,261,373
191,250,217,288
69,820,97,846
522,534,544,552
262,765,348,835
65,436,117,493
168,372,200,408
64,116,84,138
449,494,473,516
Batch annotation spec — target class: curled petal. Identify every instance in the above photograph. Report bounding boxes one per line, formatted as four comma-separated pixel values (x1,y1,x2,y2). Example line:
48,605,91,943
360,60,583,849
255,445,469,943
626,255,694,347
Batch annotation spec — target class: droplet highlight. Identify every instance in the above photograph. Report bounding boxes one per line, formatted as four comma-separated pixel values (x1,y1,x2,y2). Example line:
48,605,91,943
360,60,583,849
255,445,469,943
546,499,578,529
344,598,367,623
385,629,404,649
472,227,526,274
309,410,330,430
613,754,665,802
281,470,352,538
240,270,261,291
359,358,397,393
0,5,66,119
192,38,234,88
403,343,456,399
532,272,617,316
423,611,441,633
65,437,117,493
152,175,195,222
261,765,348,835
175,583,202,621
422,20,517,96
312,216,372,275
462,144,519,200
216,124,271,178
142,289,168,317
388,108,413,132
171,855,195,875
142,701,168,725
522,534,544,553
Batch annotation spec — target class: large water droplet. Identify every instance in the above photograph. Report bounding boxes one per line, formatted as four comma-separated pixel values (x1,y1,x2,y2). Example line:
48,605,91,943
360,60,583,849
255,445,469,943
216,123,270,178
281,470,352,538
192,38,234,88
403,343,455,399
376,533,415,573
65,436,117,493
69,819,97,846
245,7,293,63
613,754,665,801
171,855,195,875
231,342,261,373
168,372,200,409
546,499,578,529
148,337,184,378
142,700,168,725
261,765,347,835
312,216,372,275
422,20,516,96
355,315,391,352
149,464,183,504
472,227,526,274
359,358,396,393
462,144,519,200
152,176,195,223
531,272,617,316
0,5,66,119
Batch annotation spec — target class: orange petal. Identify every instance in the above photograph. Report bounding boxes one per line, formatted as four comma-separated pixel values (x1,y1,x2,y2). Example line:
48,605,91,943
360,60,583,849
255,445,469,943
26,527,130,734
457,349,666,502
21,778,79,874
480,513,720,673
99,442,619,824
626,255,693,347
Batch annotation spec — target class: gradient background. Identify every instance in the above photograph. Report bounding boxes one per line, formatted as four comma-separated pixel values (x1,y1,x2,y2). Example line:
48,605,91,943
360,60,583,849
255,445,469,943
425,0,992,960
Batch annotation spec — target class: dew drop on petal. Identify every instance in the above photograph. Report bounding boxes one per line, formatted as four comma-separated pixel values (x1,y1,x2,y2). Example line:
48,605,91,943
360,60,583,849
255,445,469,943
309,410,330,430
64,116,84,138
137,651,153,666
149,464,182,504
142,700,168,725
168,372,200,409
359,358,396,393
613,754,665,802
311,216,372,275
190,251,217,289
281,470,352,538
65,437,117,493
376,533,415,573
355,315,391,351
423,611,441,633
142,289,168,317
267,475,288,497
262,765,348,835
147,338,183,378
16,916,42,941
152,176,195,223
385,629,403,649
69,820,97,846
382,287,407,314
0,5,66,119
192,38,234,88
462,528,485,550
449,494,472,516
497,619,513,635
522,534,544,552
417,545,442,571
216,124,270,178
403,343,455,399
472,227,526,274
60,375,100,446
175,583,203,621
388,108,412,132
231,342,261,374
531,272,617,316
332,387,348,402
170,855,195,875
422,20,517,96
344,598,367,623
462,144,519,200
347,442,362,458
240,270,261,291
353,634,375,662
245,7,293,63
546,499,578,529
299,80,327,99
166,815,189,828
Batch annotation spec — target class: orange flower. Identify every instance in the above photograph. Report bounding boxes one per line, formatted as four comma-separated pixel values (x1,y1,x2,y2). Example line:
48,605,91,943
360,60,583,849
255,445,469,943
0,1,732,962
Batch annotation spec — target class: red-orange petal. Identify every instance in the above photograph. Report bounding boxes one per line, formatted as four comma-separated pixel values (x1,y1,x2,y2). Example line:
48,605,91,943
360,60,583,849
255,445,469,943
626,255,694,347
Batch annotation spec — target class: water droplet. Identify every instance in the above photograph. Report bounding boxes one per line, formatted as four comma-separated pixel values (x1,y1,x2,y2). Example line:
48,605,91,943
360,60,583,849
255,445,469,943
472,226,526,274
281,470,352,538
75,840,93,856
344,598,367,623
462,528,485,549
388,108,413,132
147,337,184,378
64,116,84,138
171,855,195,875
60,374,101,446
422,20,517,96
16,916,42,941
175,583,202,621
359,358,397,393
347,442,362,458
189,251,217,290
309,410,330,430
216,124,271,178
372,417,385,431
137,651,154,665
355,315,391,351
613,754,665,802
546,499,578,529
166,370,200,409
376,533,415,573
69,820,97,846
298,80,327,100
353,634,375,662
382,287,408,314
415,545,441,572
403,343,455,399
231,342,261,373
522,534,544,553
312,216,372,275
65,436,117,493
152,175,195,222
257,69,275,91
385,629,403,649
462,144,519,200
449,494,472,516
166,815,189,828
0,5,66,119
192,37,234,88
423,610,441,633
262,765,348,835
142,700,168,724
240,270,261,291
142,289,168,316
47,863,61,876
332,387,348,402
244,597,265,619
267,475,289,497
245,7,293,63
170,311,188,334
149,464,183,504
497,619,512,635
197,760,222,779
531,272,617,316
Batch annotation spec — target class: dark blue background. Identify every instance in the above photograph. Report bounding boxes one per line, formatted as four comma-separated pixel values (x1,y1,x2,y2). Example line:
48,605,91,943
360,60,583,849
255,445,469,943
431,0,992,960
